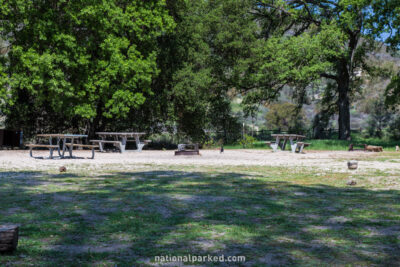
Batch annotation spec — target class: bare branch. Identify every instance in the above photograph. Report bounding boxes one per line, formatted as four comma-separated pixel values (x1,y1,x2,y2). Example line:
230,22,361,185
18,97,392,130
320,73,338,81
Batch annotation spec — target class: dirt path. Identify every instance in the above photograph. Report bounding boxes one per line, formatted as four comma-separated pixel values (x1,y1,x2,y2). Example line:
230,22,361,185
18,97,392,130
1,149,398,173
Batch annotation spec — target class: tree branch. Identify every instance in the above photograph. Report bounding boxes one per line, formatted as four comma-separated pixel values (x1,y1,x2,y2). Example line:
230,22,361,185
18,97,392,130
320,73,338,81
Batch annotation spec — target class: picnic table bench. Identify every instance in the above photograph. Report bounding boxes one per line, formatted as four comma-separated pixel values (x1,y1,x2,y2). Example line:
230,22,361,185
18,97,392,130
266,134,310,153
348,144,364,151
91,132,150,153
294,142,310,153
26,144,60,159
63,143,98,159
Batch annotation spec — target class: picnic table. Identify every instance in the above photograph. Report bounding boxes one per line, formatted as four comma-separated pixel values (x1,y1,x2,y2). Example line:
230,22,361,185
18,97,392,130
267,134,309,153
91,132,150,153
27,134,97,159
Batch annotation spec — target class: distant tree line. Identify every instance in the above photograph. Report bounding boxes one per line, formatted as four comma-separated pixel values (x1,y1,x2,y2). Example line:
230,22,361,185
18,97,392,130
0,0,399,142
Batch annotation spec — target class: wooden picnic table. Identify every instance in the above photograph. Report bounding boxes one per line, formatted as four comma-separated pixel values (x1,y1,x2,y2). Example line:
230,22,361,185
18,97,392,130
30,134,95,159
92,132,148,153
269,134,308,153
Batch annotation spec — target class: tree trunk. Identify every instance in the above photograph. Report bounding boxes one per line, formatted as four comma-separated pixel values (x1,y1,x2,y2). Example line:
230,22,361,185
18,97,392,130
338,89,351,140
335,28,359,141
0,225,19,252
87,103,104,139
337,62,351,140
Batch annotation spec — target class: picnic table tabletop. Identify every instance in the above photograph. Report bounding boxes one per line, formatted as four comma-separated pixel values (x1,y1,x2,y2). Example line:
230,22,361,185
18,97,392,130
271,134,306,138
95,132,145,137
37,134,88,138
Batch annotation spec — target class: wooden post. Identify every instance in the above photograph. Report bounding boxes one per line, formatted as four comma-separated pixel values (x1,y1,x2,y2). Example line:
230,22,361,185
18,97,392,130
0,225,19,252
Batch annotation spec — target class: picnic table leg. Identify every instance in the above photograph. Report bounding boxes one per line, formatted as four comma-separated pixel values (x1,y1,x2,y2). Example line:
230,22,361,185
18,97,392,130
97,135,105,152
289,138,294,146
90,147,95,159
100,142,104,152
111,135,124,153
120,137,126,153
98,141,104,152
135,135,143,152
61,137,67,158
291,143,297,153
47,136,55,159
275,136,280,151
282,138,288,150
28,147,44,159
298,143,305,153
116,141,124,153
270,143,278,152
55,137,62,157
49,147,54,159
68,138,74,158
289,138,296,153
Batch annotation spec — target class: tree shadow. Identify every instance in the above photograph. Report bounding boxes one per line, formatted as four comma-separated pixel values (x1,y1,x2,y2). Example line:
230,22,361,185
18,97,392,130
0,170,399,266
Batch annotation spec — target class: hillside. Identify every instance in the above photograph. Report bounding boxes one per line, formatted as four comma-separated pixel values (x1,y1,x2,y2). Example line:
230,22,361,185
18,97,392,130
234,45,400,133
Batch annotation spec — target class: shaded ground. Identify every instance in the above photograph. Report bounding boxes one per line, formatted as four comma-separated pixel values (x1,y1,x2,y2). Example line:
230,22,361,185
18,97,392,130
1,164,400,266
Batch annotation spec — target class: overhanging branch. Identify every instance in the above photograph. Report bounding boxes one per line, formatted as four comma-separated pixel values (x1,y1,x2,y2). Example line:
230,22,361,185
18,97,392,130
320,73,338,81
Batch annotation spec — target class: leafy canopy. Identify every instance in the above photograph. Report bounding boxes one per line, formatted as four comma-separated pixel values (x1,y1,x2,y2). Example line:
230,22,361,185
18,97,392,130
155,0,257,141
265,102,306,132
0,0,174,129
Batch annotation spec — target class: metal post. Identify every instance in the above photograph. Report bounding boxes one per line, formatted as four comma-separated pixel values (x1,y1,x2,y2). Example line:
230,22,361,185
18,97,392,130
19,131,23,148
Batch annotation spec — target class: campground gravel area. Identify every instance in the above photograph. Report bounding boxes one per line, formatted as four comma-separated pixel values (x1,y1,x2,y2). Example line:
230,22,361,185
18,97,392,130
0,149,398,173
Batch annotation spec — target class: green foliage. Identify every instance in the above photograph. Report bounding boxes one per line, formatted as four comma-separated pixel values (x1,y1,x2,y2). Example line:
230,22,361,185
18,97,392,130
239,134,257,148
154,0,257,142
1,0,399,141
146,132,178,150
202,139,217,149
387,115,400,140
265,102,307,132
364,98,392,138
303,137,399,151
249,0,400,140
0,63,7,109
0,0,174,135
385,73,400,108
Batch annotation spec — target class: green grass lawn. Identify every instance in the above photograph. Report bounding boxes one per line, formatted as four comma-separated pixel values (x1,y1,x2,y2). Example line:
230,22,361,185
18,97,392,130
224,136,400,151
1,165,400,266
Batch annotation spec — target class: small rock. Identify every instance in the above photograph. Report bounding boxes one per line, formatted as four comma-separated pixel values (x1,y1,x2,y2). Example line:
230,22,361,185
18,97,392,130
347,160,358,170
59,166,67,172
347,180,357,186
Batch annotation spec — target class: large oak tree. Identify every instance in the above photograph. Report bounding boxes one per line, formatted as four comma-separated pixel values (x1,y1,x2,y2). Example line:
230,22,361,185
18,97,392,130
251,0,400,139
0,0,174,136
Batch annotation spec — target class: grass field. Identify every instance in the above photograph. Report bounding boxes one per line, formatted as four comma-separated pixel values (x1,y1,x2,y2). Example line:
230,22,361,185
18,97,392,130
1,163,400,266
224,136,400,151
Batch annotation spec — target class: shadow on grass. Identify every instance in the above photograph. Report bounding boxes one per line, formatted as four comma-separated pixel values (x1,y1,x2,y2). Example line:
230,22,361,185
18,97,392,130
0,170,399,266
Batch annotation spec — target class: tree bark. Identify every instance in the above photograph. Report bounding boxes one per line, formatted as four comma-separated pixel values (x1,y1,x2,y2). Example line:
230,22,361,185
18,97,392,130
337,60,351,140
0,225,19,252
338,88,351,140
87,103,104,139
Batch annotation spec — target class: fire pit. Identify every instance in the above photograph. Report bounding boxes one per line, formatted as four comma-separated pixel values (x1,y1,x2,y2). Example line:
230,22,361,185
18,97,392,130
175,144,200,156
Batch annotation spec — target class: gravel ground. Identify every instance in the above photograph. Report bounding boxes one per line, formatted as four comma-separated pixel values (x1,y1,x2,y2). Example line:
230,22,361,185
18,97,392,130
1,149,398,173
